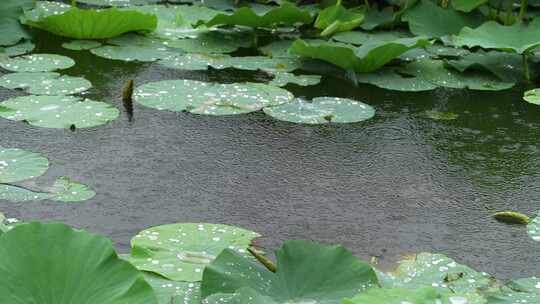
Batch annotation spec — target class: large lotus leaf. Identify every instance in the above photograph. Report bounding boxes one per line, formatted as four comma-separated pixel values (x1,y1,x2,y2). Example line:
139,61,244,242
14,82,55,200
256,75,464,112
130,223,260,282
269,72,321,87
0,222,158,304
0,147,49,183
451,0,488,12
164,31,252,54
0,95,119,129
159,54,301,72
0,177,95,203
201,240,379,304
402,0,483,41
487,277,540,304
205,2,314,28
263,97,374,124
361,6,393,30
343,287,442,304
62,40,102,50
0,41,35,57
445,50,524,82
527,210,540,241
314,0,365,37
289,37,429,73
453,18,540,54
259,40,299,59
135,80,293,115
20,1,71,23
0,72,92,95
354,66,438,92
0,54,75,72
144,273,201,304
0,0,34,46
23,7,157,39
76,0,162,6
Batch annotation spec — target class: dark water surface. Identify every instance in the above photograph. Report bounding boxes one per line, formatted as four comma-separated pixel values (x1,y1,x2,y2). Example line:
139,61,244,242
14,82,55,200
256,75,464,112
1,34,539,280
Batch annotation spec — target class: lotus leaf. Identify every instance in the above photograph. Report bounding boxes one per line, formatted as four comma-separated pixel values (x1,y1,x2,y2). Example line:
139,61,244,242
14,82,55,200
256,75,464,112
0,0,34,46
289,37,430,73
0,184,55,202
130,223,260,281
343,287,442,304
402,0,483,41
354,66,438,92
0,148,49,183
20,1,71,23
451,0,489,12
164,31,253,54
331,30,408,45
314,0,365,37
91,45,175,62
76,0,162,6
144,273,201,304
201,240,379,304
527,210,540,241
0,72,92,95
487,277,540,304
23,7,158,39
269,72,321,87
0,54,75,72
259,40,299,58
0,213,20,235
48,176,96,202
361,6,393,30
205,2,314,28
0,95,119,129
524,89,540,105
0,222,158,304
0,41,35,57
62,40,103,50
446,50,524,82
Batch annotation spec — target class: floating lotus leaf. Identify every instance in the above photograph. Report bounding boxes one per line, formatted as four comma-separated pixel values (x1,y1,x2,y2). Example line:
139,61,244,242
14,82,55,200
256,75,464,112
263,97,374,124
343,287,442,304
0,54,75,72
289,37,429,73
164,31,252,54
269,72,321,87
134,79,293,115
0,184,54,202
91,45,175,62
130,223,260,282
424,44,470,58
0,41,35,57
21,1,72,23
331,30,408,45
259,40,299,58
205,2,314,28
0,213,20,235
62,39,103,50
354,66,438,92
426,111,459,120
76,0,162,6
527,210,540,242
445,50,524,82
0,72,92,95
0,222,158,304
23,7,158,39
159,54,301,72
48,176,96,202
361,6,393,30
402,0,483,41
488,277,540,304
0,95,119,129
144,273,201,304
524,89,540,105
453,18,540,54
314,0,365,36
0,147,49,183
451,0,488,12
201,240,378,304
0,0,34,46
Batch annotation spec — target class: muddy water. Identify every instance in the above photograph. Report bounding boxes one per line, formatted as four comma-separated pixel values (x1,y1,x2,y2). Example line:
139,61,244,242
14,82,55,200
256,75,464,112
1,33,539,279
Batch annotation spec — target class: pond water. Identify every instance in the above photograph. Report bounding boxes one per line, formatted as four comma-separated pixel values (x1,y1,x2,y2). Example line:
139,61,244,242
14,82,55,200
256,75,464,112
1,33,539,280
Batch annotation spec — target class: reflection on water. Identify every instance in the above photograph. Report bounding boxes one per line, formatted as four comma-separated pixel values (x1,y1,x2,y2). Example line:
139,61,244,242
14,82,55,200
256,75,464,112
0,34,539,279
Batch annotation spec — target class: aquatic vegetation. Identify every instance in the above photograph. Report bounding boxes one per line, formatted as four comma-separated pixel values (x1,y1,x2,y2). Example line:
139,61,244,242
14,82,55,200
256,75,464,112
0,41,35,57
160,53,301,72
0,0,34,46
314,0,365,37
343,287,442,304
494,211,530,225
0,72,92,95
263,97,375,124
0,148,49,183
268,72,321,87
0,54,75,72
62,39,103,50
523,88,540,105
527,211,540,241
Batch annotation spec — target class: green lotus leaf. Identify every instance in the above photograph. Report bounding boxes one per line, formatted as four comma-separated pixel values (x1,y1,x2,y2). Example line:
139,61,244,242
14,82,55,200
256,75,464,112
289,37,430,73
20,1,71,24
0,213,20,235
426,110,459,120
130,223,260,282
354,66,438,92
361,6,393,30
0,41,35,57
135,79,293,115
446,50,524,82
0,222,158,304
0,72,92,95
76,0,162,6
48,176,96,202
159,54,301,72
331,30,408,45
164,31,253,54
269,72,321,87
259,40,299,58
451,0,488,12
378,253,496,295
201,240,379,304
0,184,55,202
524,89,540,105
91,45,175,62
0,147,49,183
424,44,470,58
343,287,442,304
487,277,540,304
263,96,374,124
144,273,201,304
0,54,75,72
527,210,540,241
62,39,103,50
205,2,314,28
0,95,119,129
314,0,365,37
0,0,34,46
402,0,483,41
23,7,158,39
453,18,540,54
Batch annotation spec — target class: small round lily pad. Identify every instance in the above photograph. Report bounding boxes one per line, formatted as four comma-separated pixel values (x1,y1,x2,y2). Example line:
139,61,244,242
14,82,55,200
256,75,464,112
0,72,92,95
129,223,260,282
269,72,321,87
0,54,75,72
134,79,293,115
62,40,103,51
0,41,36,57
48,176,96,202
0,95,119,129
263,97,375,124
0,148,49,183
523,89,540,105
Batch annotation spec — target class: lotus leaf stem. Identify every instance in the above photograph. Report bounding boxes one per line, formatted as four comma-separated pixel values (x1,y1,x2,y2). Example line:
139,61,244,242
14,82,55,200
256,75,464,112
248,247,277,272
519,0,528,20
523,52,531,83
